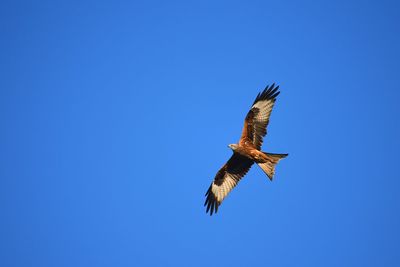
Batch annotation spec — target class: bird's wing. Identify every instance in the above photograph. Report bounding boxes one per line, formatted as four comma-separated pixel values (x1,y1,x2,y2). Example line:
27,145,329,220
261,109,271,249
204,153,254,215
239,84,280,150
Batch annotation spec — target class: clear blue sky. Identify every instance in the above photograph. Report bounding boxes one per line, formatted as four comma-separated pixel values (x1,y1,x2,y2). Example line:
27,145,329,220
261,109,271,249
1,1,400,266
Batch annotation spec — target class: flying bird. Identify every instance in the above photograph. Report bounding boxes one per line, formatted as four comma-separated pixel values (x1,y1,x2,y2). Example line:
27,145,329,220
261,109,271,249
204,84,288,215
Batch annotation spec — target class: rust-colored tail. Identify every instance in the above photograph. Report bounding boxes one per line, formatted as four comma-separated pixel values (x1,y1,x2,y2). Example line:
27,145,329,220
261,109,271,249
257,153,288,181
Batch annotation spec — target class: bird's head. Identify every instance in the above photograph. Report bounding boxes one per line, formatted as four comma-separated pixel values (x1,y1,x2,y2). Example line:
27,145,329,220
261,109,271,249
228,144,238,151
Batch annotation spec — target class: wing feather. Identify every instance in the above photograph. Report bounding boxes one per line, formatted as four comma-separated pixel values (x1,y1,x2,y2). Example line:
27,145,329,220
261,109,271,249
204,154,253,215
240,84,280,149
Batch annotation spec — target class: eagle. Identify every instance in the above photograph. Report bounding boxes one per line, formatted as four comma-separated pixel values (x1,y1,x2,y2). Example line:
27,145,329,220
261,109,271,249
204,84,288,215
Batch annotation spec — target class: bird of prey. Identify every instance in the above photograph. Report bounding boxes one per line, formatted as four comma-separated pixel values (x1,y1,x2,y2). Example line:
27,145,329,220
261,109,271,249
204,84,287,215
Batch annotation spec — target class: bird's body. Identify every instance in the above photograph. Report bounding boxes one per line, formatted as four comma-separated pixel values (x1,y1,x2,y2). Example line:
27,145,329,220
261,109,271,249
229,143,265,162
205,84,288,215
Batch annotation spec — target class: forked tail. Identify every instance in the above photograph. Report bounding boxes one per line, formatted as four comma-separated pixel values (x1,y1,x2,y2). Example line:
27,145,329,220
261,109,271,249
257,152,288,180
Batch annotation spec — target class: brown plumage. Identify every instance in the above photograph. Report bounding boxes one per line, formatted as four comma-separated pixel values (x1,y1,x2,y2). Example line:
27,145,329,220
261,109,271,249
204,84,288,215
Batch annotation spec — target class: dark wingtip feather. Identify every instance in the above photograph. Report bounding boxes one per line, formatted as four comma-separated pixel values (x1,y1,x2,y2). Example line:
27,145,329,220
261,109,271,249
206,199,211,212
204,185,219,216
204,186,210,197
270,82,275,89
252,83,281,105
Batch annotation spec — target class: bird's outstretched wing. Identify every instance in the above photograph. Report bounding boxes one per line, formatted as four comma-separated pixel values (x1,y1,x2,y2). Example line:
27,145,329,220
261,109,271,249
240,84,280,150
204,154,253,215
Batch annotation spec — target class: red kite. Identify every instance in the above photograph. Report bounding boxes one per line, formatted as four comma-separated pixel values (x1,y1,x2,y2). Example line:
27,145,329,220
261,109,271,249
204,84,288,215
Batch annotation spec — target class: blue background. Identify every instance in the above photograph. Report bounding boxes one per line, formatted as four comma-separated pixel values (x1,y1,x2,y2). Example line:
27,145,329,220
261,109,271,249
1,1,400,266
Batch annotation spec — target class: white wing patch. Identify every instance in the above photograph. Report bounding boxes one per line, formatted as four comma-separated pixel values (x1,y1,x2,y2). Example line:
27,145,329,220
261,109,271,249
211,175,238,203
252,99,275,123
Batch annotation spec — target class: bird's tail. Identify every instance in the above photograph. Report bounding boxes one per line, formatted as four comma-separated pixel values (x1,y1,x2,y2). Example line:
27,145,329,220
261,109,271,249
257,152,288,181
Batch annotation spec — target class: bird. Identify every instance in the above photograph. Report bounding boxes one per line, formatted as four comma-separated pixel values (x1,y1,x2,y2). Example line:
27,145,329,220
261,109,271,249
204,84,288,215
